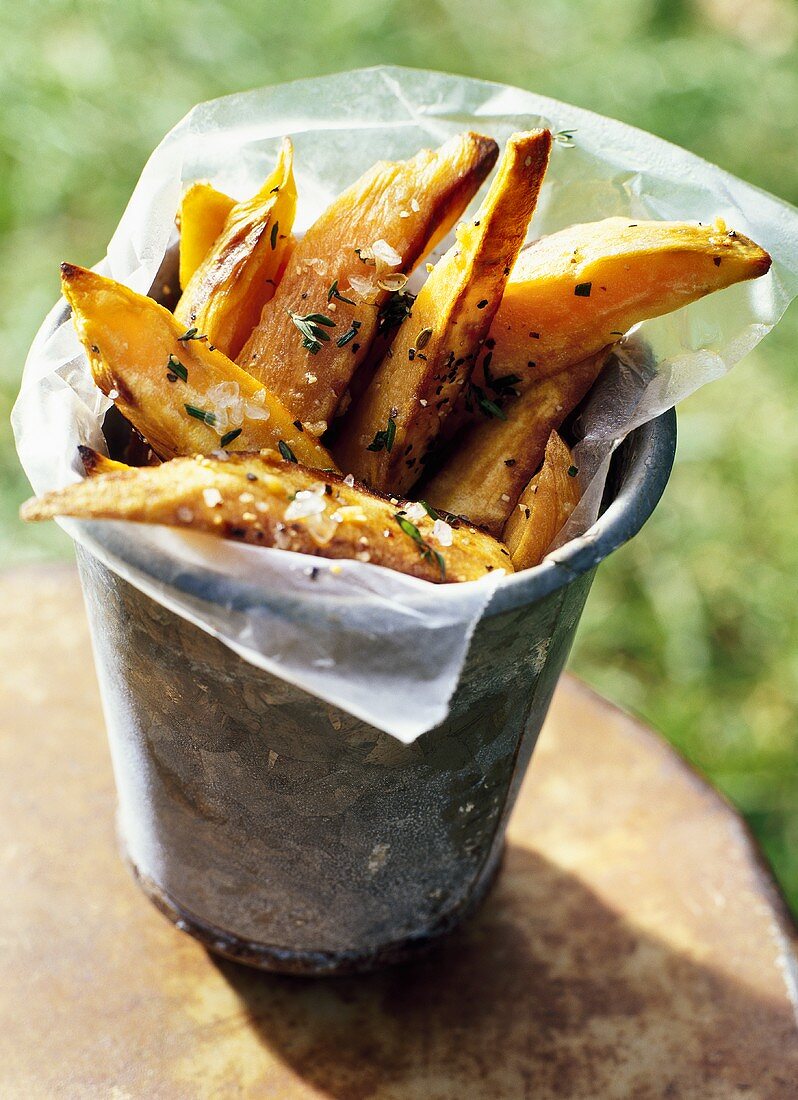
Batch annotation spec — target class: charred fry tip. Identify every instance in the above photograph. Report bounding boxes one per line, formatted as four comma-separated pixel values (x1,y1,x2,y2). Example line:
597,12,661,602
78,446,132,477
60,261,85,282
756,249,773,276
77,444,100,472
467,132,500,166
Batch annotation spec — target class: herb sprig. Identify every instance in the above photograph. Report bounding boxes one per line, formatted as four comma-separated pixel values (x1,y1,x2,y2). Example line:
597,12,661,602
289,311,337,354
366,414,397,453
466,382,507,421
394,514,446,578
185,404,217,427
377,290,416,335
167,355,188,382
554,129,577,147
483,354,521,400
336,319,362,347
328,279,355,306
177,328,207,343
220,428,242,448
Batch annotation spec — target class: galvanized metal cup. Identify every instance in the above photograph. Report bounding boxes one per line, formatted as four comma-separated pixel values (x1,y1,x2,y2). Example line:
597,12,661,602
73,410,675,975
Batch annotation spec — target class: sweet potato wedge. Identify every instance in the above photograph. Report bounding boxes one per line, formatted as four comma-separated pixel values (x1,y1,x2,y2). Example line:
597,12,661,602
174,138,297,359
21,449,512,583
237,131,499,430
426,217,771,532
333,129,553,496
177,181,236,290
61,264,332,469
424,347,610,531
503,431,581,569
477,217,772,387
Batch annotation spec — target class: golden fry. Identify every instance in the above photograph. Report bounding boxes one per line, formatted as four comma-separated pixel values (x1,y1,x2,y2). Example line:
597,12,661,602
334,129,553,496
22,449,513,584
174,139,297,360
61,264,332,468
425,348,610,532
426,217,770,533
503,431,581,569
237,132,499,430
177,181,236,290
478,216,771,387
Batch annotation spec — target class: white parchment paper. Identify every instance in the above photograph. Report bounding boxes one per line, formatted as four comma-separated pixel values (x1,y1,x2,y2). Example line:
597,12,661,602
12,66,798,742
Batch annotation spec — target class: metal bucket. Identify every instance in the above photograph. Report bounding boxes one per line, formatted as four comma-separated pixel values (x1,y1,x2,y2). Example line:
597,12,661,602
74,409,675,975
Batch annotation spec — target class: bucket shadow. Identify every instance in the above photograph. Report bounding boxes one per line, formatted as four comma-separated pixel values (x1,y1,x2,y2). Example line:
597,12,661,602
211,845,798,1098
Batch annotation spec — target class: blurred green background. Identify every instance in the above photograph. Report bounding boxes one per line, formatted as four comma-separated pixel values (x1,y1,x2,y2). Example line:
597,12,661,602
3,1,797,905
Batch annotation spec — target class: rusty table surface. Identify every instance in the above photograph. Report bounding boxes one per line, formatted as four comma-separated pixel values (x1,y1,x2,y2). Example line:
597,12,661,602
1,564,797,1099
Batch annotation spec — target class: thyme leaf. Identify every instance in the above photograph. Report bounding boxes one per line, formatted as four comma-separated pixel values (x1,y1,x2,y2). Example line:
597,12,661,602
167,355,188,382
184,404,217,427
220,428,242,448
366,415,397,453
394,514,446,578
289,311,337,355
328,279,355,305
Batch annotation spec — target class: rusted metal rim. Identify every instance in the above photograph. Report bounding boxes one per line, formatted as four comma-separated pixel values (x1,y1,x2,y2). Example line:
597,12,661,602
128,849,506,977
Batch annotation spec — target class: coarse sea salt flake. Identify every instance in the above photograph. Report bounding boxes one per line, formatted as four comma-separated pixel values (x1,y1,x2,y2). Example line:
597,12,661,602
207,381,245,431
403,502,427,523
245,389,271,421
202,488,223,508
371,239,402,266
431,518,453,546
348,273,378,302
305,512,339,545
285,489,327,521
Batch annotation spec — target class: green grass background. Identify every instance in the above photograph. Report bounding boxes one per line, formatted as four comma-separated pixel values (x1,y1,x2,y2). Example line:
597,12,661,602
4,1,797,905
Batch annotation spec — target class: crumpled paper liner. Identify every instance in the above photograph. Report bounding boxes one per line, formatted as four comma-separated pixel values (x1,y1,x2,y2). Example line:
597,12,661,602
12,66,798,742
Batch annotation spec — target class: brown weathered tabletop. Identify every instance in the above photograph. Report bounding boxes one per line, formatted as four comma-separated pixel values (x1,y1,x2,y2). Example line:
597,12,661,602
1,564,797,1098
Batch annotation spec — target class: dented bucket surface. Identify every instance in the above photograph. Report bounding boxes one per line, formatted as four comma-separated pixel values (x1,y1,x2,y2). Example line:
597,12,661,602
74,410,675,975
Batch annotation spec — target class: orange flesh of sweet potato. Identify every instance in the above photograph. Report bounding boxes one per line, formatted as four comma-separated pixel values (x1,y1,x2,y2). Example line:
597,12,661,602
61,264,333,469
177,182,236,291
21,449,512,583
333,129,553,497
174,139,297,360
502,431,582,569
480,217,771,386
236,132,499,431
424,347,610,532
426,217,771,532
